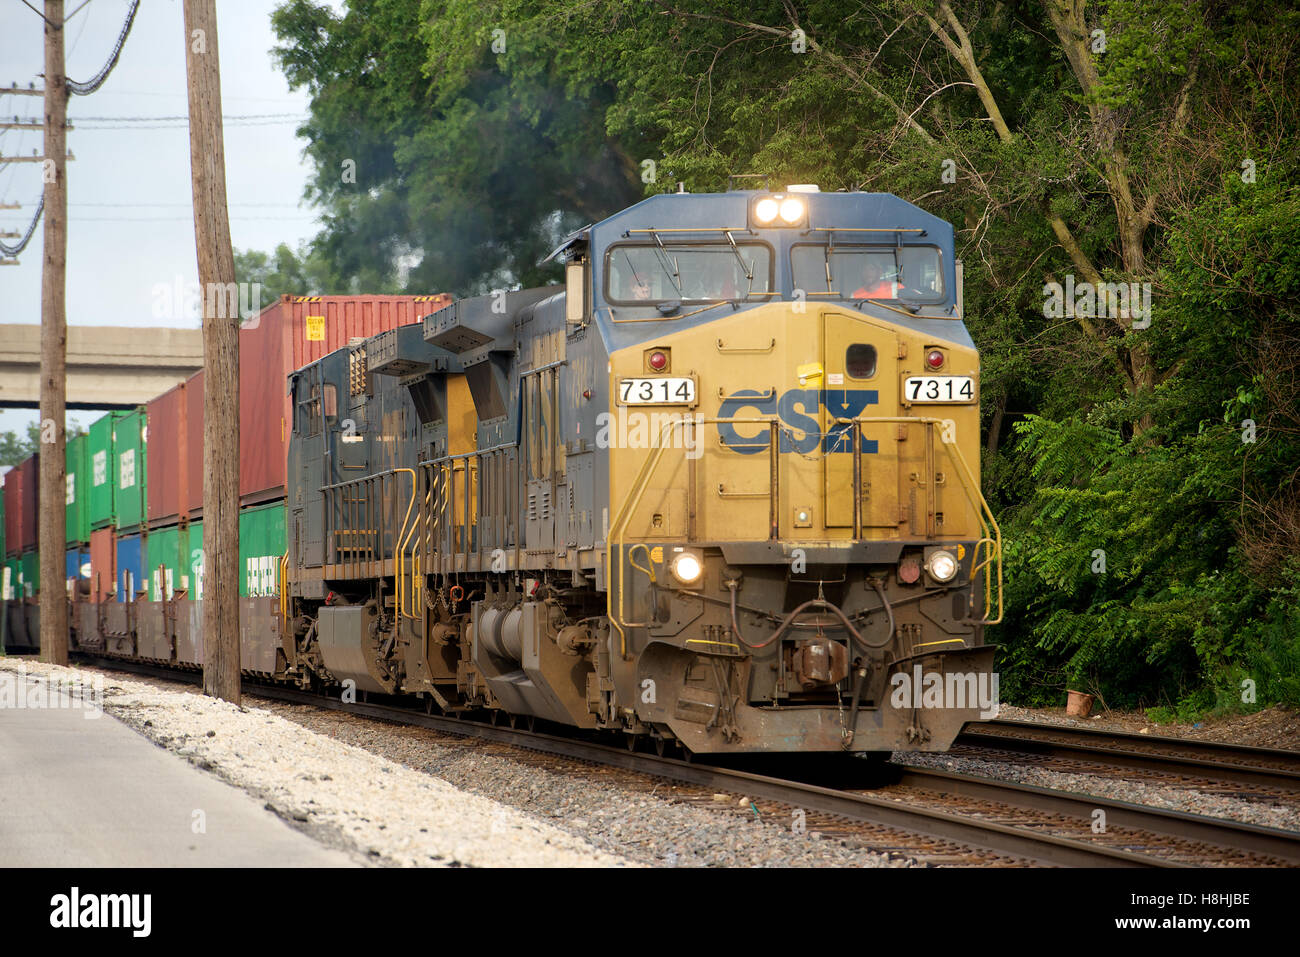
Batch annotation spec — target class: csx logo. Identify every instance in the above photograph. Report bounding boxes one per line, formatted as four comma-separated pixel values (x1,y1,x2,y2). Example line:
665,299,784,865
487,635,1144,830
718,389,879,454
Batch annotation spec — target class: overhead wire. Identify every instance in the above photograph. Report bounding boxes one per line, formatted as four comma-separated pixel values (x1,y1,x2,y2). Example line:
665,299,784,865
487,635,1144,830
66,0,140,96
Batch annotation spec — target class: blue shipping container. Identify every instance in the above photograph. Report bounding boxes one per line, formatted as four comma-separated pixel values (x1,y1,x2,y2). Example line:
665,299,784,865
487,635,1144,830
116,533,145,603
66,547,89,583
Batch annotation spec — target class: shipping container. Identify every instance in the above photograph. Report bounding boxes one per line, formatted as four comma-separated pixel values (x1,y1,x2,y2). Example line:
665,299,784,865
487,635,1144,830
113,407,148,530
145,379,191,526
239,501,286,597
239,294,450,505
65,431,91,544
66,546,89,595
19,549,38,596
87,411,129,530
90,526,116,601
145,522,203,601
185,369,205,517
4,455,39,556
115,532,145,603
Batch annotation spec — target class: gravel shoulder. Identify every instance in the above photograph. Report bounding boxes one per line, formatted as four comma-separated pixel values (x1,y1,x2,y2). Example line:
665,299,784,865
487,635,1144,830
996,703,1300,751
0,659,627,868
2,660,911,868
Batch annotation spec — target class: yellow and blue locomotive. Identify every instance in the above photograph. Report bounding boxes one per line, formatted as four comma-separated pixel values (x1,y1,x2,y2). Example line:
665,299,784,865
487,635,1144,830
285,186,1001,755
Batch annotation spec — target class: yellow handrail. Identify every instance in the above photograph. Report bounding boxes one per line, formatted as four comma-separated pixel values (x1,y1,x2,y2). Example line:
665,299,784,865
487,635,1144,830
605,412,1004,653
392,468,417,621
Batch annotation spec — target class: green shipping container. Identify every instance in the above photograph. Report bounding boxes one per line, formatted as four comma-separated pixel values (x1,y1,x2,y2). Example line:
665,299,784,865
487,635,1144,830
19,550,38,597
239,501,286,597
87,412,127,530
146,523,204,601
65,432,91,544
112,409,147,530
3,555,17,601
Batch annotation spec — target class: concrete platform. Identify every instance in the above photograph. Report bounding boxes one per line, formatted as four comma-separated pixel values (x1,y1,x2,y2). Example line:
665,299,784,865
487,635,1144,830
0,697,357,867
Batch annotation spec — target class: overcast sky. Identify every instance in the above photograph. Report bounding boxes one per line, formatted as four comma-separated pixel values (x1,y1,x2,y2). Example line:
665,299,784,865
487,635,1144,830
0,0,325,439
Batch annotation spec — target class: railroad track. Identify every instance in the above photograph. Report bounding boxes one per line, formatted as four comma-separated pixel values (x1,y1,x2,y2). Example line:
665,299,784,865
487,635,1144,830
958,719,1300,792
72,655,1300,868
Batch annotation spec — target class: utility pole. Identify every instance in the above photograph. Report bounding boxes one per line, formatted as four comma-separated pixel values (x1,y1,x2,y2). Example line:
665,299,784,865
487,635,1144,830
183,0,240,703
38,0,68,666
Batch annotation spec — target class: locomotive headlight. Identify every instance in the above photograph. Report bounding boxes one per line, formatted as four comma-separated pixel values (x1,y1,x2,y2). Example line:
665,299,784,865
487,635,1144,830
779,197,805,223
754,197,780,223
670,550,704,585
927,549,958,583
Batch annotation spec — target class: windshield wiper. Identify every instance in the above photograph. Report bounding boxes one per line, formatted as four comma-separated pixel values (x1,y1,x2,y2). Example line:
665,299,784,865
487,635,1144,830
645,229,683,296
723,229,754,285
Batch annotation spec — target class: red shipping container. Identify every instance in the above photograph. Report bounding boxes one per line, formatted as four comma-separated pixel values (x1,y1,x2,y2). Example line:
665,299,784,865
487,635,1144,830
3,461,24,557
186,368,205,517
89,526,116,601
146,378,189,526
6,455,41,554
238,294,450,504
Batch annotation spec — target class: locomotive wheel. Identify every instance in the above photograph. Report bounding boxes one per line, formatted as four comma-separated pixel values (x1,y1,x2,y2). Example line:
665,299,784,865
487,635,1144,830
653,735,666,757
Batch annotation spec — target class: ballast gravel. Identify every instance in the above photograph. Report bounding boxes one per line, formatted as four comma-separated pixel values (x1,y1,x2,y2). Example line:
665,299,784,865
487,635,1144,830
897,750,1300,833
1,660,626,867
3,660,910,867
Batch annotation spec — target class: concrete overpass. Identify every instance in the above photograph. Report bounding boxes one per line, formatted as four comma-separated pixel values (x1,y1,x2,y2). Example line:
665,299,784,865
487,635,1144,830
0,324,204,409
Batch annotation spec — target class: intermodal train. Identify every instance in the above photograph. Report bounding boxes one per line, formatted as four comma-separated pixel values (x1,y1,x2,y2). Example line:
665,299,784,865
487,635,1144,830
3,186,1001,756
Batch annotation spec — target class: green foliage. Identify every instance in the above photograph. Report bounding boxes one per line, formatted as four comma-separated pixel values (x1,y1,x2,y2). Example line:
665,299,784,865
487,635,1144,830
0,422,42,468
234,243,334,304
269,0,1300,716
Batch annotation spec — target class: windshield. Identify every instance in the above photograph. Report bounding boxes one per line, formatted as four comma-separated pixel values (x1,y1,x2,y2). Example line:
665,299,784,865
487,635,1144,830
606,242,772,304
791,244,944,301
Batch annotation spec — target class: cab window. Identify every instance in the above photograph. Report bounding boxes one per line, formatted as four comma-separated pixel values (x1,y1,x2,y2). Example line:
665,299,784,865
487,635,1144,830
606,242,772,304
792,244,944,301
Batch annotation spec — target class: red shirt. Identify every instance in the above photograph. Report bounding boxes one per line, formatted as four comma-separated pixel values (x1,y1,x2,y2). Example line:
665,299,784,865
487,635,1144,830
852,281,894,299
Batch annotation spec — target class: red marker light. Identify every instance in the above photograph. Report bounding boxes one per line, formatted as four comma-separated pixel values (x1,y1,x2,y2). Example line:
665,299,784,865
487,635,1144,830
648,350,668,371
926,349,945,370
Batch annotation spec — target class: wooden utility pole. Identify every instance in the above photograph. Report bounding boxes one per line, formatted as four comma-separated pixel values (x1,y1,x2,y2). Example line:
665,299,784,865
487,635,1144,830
183,0,240,702
38,0,68,666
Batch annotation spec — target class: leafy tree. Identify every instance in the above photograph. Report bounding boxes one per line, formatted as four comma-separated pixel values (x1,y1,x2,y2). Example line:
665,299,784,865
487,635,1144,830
0,422,41,468
234,242,334,304
270,0,1300,713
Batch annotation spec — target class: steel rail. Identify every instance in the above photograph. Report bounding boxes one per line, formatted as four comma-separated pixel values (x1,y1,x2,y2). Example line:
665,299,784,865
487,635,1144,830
896,766,1300,866
960,719,1300,792
77,655,1188,868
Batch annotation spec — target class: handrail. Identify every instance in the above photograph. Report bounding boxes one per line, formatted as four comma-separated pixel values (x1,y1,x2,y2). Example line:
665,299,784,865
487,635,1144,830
279,552,289,637
843,414,1003,624
606,413,1004,653
391,469,418,621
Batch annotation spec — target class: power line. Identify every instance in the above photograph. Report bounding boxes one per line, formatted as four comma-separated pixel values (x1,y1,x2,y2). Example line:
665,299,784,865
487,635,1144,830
0,194,42,256
67,0,139,96
69,112,305,122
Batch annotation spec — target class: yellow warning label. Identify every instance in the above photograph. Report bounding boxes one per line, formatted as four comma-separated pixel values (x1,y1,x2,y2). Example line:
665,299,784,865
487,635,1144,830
957,544,966,560
305,315,325,341
797,361,824,385
650,546,664,563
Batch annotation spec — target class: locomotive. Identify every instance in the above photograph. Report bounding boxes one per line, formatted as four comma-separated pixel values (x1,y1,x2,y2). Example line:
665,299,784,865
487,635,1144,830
282,185,1002,755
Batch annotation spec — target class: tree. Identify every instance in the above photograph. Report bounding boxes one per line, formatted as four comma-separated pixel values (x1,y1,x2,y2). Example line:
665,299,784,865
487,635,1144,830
234,242,332,304
270,0,644,296
0,423,43,468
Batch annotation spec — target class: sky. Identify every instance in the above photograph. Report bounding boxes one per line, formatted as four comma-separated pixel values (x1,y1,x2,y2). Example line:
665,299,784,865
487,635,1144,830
0,0,326,439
